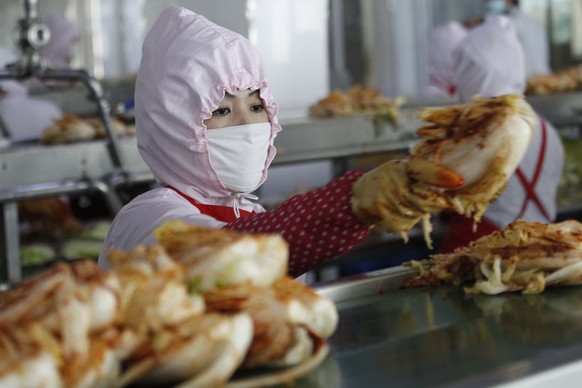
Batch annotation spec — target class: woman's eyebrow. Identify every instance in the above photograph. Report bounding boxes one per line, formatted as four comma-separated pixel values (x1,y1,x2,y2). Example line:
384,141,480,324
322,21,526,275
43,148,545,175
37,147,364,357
224,90,259,98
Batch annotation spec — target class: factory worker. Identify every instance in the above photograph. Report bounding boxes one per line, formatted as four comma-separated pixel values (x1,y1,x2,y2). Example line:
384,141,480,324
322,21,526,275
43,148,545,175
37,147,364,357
438,15,564,253
0,46,62,142
43,12,81,69
486,0,551,76
421,20,468,100
98,6,456,277
26,12,82,92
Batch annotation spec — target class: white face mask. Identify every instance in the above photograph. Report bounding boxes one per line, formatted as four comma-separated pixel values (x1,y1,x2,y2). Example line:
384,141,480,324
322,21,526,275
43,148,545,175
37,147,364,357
487,0,507,14
206,122,271,193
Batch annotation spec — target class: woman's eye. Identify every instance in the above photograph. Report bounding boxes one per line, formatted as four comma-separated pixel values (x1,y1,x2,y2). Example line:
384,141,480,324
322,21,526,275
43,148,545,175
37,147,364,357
213,107,230,117
250,103,265,113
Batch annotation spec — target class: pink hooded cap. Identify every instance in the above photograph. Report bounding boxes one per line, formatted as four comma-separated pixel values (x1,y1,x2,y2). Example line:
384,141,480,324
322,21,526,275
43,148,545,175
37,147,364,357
454,15,526,103
425,20,468,98
135,6,281,206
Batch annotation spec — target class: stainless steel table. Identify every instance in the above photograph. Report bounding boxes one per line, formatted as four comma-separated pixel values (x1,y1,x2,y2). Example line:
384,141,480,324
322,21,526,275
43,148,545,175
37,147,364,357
290,267,582,387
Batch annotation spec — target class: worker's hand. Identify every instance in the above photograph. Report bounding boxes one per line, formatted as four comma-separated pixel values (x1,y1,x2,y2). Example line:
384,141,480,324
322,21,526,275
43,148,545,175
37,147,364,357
351,158,464,233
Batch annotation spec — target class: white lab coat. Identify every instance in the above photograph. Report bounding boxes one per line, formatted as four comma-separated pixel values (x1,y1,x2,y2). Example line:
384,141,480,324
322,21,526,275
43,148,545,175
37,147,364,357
422,20,468,100
0,96,62,142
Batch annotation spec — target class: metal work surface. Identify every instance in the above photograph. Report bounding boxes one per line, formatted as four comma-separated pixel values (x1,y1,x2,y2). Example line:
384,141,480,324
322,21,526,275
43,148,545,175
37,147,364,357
290,267,582,387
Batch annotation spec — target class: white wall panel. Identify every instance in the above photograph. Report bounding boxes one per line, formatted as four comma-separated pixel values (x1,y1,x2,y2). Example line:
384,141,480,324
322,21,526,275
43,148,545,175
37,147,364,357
249,0,329,113
362,0,432,99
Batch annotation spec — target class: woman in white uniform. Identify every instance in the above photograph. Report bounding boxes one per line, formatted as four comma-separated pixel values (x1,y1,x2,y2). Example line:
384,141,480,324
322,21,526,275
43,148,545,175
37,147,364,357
421,20,468,100
0,47,62,143
438,15,564,252
0,11,84,142
486,0,551,76
26,12,82,93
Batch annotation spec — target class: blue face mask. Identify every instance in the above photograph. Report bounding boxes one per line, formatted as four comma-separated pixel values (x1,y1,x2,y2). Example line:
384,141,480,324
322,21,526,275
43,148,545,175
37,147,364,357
487,0,507,14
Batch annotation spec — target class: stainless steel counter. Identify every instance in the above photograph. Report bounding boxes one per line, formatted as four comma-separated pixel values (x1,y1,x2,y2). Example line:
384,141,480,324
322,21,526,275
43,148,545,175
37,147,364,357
289,267,582,387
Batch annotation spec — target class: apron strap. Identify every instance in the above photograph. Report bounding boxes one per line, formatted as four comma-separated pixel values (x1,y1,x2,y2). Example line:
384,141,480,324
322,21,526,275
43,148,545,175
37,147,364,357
166,186,253,223
514,116,550,222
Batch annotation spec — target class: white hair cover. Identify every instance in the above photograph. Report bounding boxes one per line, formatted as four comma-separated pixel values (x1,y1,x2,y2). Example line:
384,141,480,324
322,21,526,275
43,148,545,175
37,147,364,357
454,15,526,103
424,20,468,99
